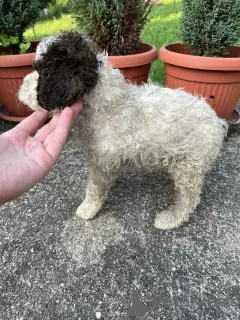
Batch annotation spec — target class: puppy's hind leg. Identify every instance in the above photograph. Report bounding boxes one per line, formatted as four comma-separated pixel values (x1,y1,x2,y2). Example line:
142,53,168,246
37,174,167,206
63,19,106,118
154,165,204,230
76,165,117,220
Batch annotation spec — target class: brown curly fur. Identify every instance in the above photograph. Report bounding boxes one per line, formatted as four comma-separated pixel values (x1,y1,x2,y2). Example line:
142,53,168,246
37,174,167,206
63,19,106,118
33,31,99,111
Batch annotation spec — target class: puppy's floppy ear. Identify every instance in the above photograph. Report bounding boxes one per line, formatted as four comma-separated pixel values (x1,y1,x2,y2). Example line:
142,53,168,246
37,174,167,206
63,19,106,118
34,31,99,111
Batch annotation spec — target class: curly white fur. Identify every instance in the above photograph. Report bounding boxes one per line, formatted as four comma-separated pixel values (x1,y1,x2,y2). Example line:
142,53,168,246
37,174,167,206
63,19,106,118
19,47,228,230
75,53,227,229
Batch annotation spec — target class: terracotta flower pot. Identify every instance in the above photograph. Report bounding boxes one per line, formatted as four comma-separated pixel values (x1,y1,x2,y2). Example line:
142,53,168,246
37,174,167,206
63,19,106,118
108,43,158,85
0,42,39,122
159,43,240,119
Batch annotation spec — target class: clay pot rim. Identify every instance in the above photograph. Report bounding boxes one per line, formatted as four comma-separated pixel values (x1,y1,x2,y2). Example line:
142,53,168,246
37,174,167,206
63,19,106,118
0,111,26,122
0,52,36,68
108,43,158,68
159,43,240,71
0,42,158,69
0,103,32,122
0,41,39,68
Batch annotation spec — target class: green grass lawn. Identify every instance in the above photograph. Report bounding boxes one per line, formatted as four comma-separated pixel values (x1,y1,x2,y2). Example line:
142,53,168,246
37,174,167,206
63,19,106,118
24,14,77,40
24,0,182,84
142,0,182,84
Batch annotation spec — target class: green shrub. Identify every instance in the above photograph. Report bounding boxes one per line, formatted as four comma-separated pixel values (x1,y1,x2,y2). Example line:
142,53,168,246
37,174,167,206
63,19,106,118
68,0,153,56
181,0,240,57
0,0,40,54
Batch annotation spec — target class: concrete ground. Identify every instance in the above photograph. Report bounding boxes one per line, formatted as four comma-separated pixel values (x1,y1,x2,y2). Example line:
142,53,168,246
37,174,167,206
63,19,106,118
0,106,240,320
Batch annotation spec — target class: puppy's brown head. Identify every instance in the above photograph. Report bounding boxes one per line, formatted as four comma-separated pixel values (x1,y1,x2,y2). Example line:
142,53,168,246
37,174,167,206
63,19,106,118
19,31,99,112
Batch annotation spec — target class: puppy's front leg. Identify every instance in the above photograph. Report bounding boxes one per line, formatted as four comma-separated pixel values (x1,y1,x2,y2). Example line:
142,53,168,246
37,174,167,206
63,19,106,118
76,165,117,220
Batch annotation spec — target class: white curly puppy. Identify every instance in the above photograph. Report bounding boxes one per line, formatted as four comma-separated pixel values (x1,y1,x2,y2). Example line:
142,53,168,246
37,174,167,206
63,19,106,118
18,31,228,229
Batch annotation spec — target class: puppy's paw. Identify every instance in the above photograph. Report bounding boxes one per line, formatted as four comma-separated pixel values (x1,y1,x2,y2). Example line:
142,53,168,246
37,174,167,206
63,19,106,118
154,209,186,230
76,200,102,220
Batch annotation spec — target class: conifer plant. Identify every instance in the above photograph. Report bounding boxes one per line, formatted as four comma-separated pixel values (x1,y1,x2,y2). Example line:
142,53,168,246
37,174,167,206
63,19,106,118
68,0,153,56
181,0,240,57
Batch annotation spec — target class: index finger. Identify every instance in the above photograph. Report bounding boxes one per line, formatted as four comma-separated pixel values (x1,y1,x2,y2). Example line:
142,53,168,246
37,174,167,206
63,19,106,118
35,101,83,142
69,101,83,120
17,110,49,135
45,107,75,162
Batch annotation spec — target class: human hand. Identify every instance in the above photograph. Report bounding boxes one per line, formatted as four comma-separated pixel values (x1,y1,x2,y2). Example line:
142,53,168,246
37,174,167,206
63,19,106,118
0,102,83,205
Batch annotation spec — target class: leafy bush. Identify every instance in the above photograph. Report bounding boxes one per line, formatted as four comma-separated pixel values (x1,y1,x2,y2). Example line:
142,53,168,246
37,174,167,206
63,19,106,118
0,0,40,54
181,0,240,57
68,0,153,56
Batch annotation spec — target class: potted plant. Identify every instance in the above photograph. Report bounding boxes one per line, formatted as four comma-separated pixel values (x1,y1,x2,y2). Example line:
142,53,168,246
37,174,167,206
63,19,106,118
0,0,41,122
159,0,240,119
68,0,158,85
